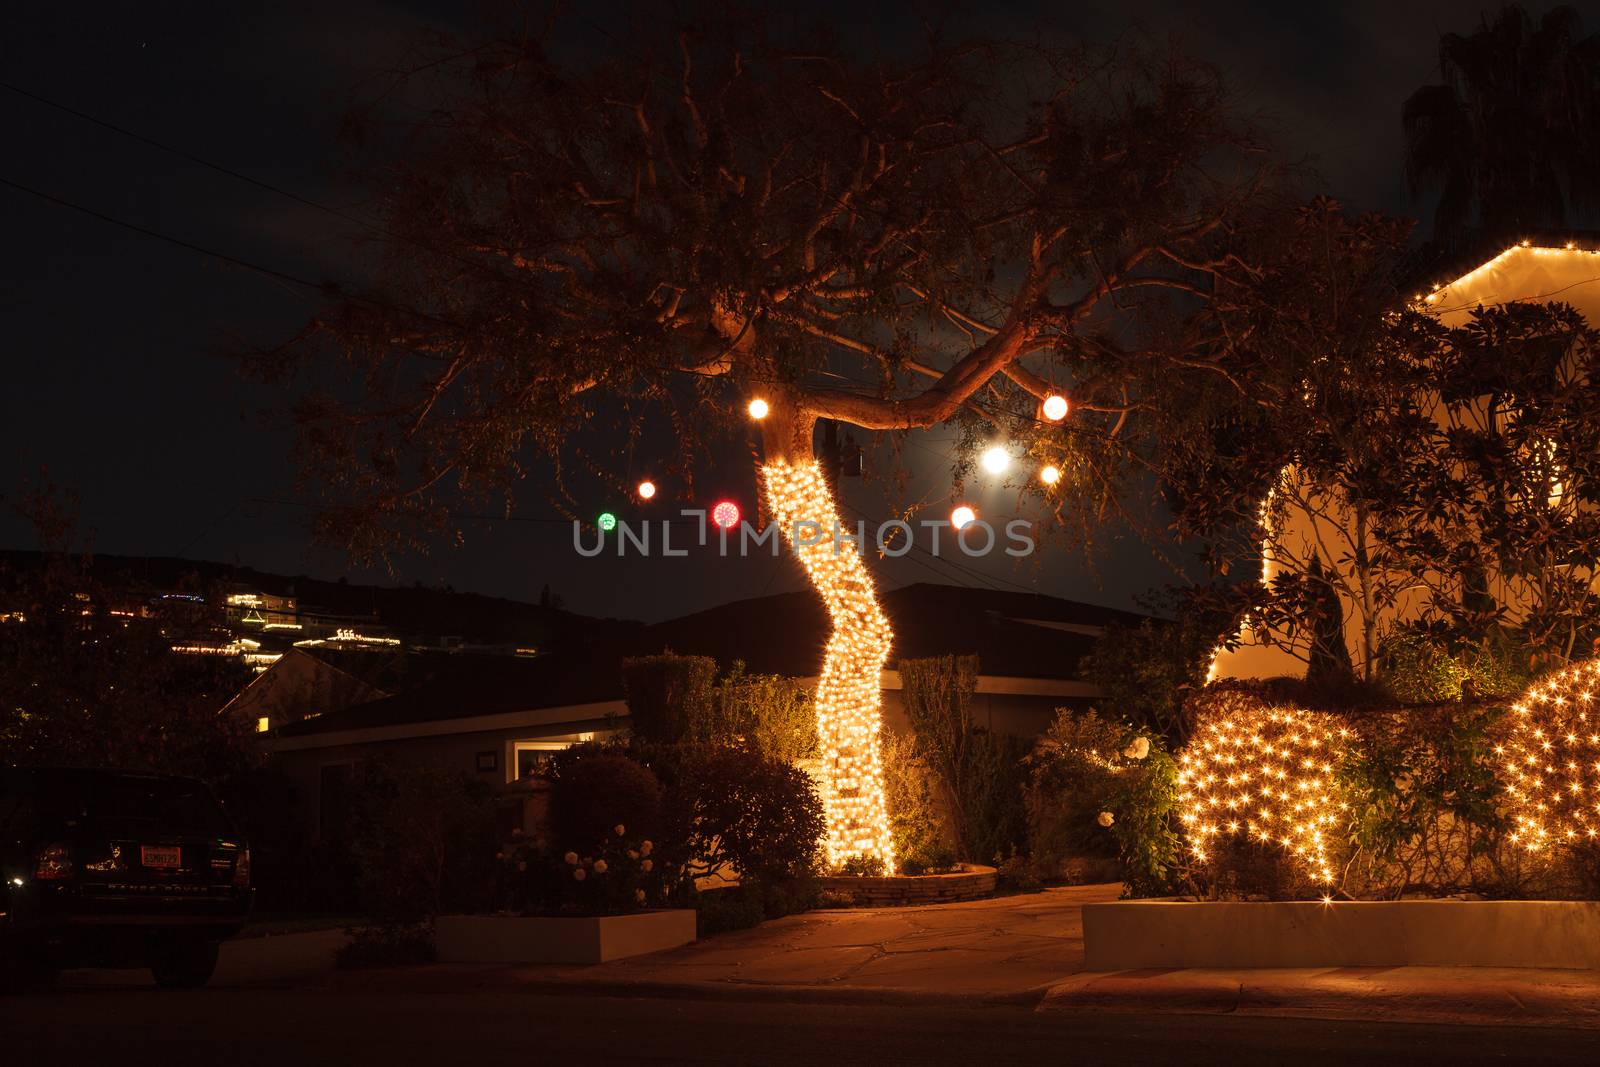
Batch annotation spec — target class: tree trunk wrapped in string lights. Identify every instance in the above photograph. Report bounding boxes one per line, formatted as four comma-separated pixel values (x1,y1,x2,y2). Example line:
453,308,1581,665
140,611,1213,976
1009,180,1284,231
762,459,896,871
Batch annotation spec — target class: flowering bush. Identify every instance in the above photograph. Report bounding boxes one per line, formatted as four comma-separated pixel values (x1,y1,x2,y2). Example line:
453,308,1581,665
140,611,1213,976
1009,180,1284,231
497,824,665,917
547,752,663,855
1025,709,1180,895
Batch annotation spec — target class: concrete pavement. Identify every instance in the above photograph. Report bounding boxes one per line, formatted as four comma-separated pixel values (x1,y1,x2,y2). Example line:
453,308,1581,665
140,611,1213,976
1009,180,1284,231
334,883,1113,1004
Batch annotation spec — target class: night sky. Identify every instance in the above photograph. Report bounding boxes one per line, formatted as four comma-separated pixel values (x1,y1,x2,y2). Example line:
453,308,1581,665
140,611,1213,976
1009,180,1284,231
0,1,1501,622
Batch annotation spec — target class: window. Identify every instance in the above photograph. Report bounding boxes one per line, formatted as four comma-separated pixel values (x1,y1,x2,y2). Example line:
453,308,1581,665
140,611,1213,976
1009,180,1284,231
510,741,572,782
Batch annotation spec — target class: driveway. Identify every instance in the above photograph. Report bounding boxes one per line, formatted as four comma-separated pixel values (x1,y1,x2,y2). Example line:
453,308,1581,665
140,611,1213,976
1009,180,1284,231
338,883,1120,1002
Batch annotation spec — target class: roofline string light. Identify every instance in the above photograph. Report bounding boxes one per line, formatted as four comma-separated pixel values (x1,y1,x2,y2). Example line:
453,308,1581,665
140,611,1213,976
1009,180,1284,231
762,459,896,871
1418,241,1600,308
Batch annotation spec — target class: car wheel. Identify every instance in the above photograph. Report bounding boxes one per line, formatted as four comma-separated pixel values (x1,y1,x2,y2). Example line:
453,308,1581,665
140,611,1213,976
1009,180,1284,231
150,939,219,989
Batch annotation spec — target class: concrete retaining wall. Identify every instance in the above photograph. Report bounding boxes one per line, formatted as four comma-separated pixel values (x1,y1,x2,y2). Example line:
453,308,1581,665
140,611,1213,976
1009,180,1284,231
437,910,697,964
1083,900,1600,970
818,865,997,906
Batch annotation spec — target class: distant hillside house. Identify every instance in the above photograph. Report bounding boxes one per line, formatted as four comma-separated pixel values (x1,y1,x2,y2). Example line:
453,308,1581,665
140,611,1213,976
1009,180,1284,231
262,583,1147,840
1214,239,1600,682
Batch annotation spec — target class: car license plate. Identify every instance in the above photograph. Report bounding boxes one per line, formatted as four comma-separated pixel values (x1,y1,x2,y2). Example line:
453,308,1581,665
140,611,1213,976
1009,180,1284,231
140,845,182,869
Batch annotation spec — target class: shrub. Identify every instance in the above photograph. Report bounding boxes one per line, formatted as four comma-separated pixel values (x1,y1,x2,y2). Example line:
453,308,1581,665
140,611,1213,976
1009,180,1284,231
1337,704,1508,898
1025,711,1126,872
692,885,766,935
335,922,436,969
622,654,716,744
1501,658,1600,893
347,762,499,923
654,744,824,898
1177,686,1345,897
1079,616,1216,744
547,752,663,855
899,654,1029,865
1026,709,1182,895
709,662,820,762
1378,623,1529,704
882,731,957,875
498,827,666,916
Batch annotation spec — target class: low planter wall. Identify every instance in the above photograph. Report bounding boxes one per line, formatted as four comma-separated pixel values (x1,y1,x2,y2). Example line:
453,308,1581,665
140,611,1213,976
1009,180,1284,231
818,864,997,906
436,910,697,965
1083,900,1600,971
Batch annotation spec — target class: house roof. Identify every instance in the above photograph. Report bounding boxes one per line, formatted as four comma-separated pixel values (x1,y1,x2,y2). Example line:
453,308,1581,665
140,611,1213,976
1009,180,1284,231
273,582,1149,740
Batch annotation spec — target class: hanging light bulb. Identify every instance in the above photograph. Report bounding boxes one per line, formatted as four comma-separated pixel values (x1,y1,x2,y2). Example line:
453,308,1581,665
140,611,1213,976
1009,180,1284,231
951,504,977,530
747,398,770,420
637,480,657,500
1042,394,1070,421
712,500,741,529
1040,465,1061,486
980,445,1011,475
597,512,617,532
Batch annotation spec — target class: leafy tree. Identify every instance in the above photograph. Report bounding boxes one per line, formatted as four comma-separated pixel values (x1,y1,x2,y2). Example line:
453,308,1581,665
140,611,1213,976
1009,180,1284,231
0,486,255,782
256,8,1334,572
1404,4,1600,246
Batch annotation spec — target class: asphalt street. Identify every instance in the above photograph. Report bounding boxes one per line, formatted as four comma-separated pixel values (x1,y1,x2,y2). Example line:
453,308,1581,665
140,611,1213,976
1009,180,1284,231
7,989,1600,1065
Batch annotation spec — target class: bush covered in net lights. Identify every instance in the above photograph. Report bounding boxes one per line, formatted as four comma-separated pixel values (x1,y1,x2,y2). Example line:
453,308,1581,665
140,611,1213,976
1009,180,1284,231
1177,687,1349,889
1502,658,1600,855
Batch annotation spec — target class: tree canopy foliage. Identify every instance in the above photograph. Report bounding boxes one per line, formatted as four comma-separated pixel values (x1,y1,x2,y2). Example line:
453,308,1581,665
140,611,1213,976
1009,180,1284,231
269,10,1344,558
1404,3,1600,246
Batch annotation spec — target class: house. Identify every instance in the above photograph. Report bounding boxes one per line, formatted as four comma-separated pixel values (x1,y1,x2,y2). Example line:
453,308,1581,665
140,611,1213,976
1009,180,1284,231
1213,238,1600,681
263,582,1148,839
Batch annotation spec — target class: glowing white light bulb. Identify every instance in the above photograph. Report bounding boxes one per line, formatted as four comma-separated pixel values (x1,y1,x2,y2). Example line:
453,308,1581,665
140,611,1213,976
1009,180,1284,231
980,446,1011,475
951,505,977,530
1040,465,1061,486
637,480,657,500
1042,394,1069,421
747,398,770,420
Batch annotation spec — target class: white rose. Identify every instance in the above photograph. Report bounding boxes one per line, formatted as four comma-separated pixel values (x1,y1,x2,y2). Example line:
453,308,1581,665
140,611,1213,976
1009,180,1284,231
640,841,653,856
614,824,626,837
1122,737,1150,760
1097,811,1115,828
640,859,653,873
563,851,579,866
573,867,587,882
593,860,608,874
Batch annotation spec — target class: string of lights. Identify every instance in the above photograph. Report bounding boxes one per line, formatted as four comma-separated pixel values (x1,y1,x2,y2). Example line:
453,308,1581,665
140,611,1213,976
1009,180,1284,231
762,459,897,871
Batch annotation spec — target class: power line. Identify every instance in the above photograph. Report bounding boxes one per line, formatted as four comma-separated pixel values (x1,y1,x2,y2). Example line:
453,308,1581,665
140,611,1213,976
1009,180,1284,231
0,175,336,295
1,80,382,235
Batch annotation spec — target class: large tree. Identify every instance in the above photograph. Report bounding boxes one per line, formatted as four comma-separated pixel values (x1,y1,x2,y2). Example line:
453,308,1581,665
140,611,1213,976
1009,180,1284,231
274,14,1298,869
1404,3,1600,248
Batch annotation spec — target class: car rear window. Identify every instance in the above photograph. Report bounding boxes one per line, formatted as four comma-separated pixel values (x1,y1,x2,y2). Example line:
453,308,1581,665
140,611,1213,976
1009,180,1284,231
31,774,232,836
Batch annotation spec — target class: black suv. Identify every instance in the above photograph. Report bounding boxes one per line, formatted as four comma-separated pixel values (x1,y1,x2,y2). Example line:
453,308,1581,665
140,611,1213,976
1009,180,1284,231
1,767,254,989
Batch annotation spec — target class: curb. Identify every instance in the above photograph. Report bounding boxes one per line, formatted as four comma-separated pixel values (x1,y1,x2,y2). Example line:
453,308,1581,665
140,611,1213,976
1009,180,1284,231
1039,971,1600,1030
321,966,1053,1009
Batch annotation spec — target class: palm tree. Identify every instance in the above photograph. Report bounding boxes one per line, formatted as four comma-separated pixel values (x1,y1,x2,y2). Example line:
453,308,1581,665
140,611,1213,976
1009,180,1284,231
1404,4,1600,247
